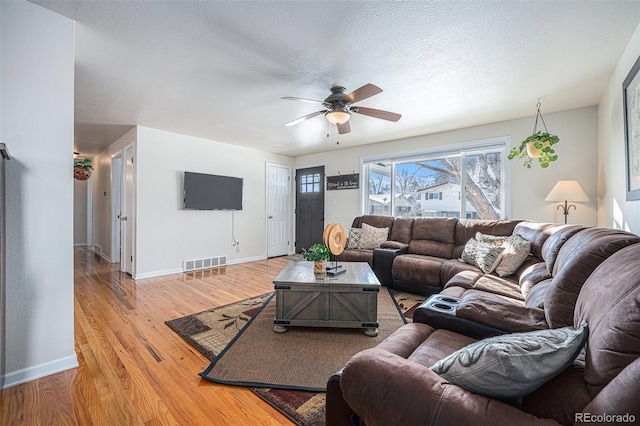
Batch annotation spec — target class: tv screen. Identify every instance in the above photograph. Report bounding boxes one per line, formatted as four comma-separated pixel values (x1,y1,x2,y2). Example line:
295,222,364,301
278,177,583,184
183,172,243,210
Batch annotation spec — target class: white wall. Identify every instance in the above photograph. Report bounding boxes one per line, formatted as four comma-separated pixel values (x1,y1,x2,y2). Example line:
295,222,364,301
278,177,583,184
134,127,293,277
295,106,598,231
91,127,137,261
598,22,640,234
73,179,88,245
0,1,77,387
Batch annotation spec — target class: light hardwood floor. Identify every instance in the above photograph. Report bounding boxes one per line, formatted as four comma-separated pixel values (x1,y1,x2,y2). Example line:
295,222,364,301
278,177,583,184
1,248,295,425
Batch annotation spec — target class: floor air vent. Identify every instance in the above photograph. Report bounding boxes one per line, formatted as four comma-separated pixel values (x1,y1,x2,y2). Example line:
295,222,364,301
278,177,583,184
183,255,227,272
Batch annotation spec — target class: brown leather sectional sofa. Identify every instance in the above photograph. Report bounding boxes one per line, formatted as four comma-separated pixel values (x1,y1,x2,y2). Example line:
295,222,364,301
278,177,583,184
336,215,639,337
329,215,640,425
332,245,640,425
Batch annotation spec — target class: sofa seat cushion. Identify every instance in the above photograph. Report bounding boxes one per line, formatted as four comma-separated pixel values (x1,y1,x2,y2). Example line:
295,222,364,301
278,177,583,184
440,259,482,285
522,364,591,426
393,254,447,287
407,329,476,368
336,249,374,266
445,271,522,301
469,274,523,300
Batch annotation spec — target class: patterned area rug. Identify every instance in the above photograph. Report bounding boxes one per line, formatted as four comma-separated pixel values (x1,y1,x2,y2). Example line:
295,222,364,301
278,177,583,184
166,289,424,426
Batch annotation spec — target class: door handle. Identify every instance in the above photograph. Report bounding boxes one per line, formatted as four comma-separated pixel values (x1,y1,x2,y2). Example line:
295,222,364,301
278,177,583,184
268,216,273,219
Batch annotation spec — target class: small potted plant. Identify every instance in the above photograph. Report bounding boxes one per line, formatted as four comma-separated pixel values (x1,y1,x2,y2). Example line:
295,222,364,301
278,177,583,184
301,244,330,273
508,131,559,169
74,157,94,181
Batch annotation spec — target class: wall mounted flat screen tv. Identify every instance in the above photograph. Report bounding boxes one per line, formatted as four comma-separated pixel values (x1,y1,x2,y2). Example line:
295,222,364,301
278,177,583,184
183,172,243,210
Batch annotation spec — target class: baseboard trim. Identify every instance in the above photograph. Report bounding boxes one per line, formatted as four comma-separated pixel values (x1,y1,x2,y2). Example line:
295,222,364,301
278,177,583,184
133,255,268,280
227,255,267,265
3,353,79,389
134,267,183,280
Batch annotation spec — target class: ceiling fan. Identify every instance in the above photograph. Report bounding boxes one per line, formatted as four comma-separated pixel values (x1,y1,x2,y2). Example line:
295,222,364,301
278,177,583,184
282,83,401,135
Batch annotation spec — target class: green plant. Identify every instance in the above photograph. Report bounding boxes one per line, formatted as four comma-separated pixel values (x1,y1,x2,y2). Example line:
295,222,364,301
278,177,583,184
301,244,330,262
74,157,93,170
508,131,559,169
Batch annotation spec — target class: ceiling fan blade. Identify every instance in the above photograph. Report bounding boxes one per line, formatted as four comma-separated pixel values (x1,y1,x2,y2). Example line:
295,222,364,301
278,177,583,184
337,121,351,135
344,83,383,104
284,110,325,126
281,96,323,104
353,106,401,122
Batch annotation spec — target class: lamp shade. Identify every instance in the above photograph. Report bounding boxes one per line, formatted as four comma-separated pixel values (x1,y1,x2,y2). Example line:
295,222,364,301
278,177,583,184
325,110,351,125
544,180,590,202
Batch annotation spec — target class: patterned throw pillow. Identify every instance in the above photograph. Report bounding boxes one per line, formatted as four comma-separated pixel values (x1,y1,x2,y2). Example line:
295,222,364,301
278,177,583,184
476,232,508,247
358,223,389,249
346,228,362,249
460,238,505,274
430,321,588,399
495,234,531,277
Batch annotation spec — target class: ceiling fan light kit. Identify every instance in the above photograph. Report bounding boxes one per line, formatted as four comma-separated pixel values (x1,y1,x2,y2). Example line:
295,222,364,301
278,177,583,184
282,83,401,136
325,110,351,125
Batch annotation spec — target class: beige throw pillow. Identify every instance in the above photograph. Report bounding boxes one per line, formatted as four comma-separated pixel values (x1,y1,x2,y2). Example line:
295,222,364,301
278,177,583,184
460,238,505,274
494,234,531,277
430,321,588,399
358,223,389,249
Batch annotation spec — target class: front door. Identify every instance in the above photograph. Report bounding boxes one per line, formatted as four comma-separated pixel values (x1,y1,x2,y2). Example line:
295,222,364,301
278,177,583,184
267,163,291,257
295,166,325,253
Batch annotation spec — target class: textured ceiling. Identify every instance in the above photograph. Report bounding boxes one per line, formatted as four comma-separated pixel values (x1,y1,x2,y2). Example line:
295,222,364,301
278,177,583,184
31,1,640,158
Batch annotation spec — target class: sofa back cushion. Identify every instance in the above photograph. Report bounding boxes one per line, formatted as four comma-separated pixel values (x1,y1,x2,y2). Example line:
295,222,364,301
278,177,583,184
540,224,585,273
388,217,414,243
545,228,640,328
512,222,557,260
453,219,520,259
574,243,640,397
409,217,458,258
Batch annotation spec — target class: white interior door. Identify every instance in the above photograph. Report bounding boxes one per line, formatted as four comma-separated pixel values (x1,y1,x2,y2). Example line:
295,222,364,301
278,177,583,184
267,163,291,257
121,144,135,275
111,153,122,263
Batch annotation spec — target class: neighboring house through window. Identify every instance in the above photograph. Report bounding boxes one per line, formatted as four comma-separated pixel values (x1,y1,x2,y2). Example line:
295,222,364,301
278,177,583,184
362,137,508,220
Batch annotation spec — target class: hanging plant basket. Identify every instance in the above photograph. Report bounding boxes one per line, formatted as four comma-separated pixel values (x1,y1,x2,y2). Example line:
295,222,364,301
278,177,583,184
74,158,93,181
508,101,559,168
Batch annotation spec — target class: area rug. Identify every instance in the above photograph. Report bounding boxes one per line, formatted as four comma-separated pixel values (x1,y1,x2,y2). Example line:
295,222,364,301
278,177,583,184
166,289,424,425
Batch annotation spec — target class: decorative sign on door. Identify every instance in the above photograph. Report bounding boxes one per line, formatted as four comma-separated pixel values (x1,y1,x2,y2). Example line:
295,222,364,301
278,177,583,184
327,173,359,190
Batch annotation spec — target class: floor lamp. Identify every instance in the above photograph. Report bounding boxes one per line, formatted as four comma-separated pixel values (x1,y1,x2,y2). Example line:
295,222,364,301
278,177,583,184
544,180,590,224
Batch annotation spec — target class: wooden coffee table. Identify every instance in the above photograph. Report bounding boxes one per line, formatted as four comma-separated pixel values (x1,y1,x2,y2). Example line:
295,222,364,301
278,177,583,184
273,261,381,336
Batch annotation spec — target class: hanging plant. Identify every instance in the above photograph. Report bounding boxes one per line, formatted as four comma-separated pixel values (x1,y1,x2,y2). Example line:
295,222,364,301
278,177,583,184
508,101,559,168
74,157,93,181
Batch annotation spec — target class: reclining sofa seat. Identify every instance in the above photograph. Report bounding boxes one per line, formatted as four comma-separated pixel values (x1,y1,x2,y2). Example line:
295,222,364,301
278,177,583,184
327,243,640,426
391,217,523,295
417,225,640,338
335,215,395,266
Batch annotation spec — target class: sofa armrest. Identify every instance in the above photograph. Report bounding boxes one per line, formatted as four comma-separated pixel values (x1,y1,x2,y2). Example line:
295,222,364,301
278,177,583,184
413,299,507,340
326,369,354,426
341,348,559,426
372,247,405,287
455,292,548,333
